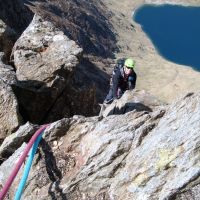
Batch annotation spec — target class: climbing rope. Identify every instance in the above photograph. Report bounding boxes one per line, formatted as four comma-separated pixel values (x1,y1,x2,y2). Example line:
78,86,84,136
14,131,44,200
0,125,48,200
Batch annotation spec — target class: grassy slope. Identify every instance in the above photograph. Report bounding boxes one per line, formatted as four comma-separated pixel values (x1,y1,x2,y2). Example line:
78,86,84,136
102,0,200,103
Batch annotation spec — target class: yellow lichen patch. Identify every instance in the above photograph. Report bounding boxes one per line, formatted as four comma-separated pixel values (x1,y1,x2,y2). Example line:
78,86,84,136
156,146,184,171
133,172,149,186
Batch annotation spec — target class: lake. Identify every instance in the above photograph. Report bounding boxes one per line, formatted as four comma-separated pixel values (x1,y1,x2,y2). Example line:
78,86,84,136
134,4,200,71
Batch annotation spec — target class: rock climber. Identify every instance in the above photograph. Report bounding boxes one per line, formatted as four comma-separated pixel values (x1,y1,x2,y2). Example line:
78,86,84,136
104,58,137,104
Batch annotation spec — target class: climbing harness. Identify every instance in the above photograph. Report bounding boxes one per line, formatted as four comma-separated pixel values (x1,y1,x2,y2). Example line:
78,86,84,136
0,125,49,200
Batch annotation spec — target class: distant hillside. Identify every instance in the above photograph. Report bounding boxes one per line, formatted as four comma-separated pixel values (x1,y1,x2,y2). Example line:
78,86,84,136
26,0,118,58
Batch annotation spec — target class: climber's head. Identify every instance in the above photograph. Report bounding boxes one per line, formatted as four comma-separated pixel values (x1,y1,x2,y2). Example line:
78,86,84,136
124,58,135,74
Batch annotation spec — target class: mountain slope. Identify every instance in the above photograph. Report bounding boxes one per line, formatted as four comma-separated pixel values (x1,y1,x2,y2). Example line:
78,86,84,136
0,91,200,199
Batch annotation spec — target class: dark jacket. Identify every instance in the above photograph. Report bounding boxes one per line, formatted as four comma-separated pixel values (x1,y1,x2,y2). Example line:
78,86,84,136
112,64,137,99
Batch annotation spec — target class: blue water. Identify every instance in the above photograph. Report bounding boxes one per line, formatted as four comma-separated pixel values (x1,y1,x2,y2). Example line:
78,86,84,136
134,4,200,71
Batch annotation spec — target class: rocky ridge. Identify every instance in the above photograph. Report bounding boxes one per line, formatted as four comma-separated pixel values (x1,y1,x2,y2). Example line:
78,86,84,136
0,13,100,130
0,0,200,200
0,91,200,199
0,0,115,128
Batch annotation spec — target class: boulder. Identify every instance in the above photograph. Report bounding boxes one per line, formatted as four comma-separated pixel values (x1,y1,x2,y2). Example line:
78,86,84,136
11,15,99,123
12,14,82,85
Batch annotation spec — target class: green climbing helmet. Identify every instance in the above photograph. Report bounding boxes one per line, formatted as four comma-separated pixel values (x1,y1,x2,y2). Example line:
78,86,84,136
124,58,135,68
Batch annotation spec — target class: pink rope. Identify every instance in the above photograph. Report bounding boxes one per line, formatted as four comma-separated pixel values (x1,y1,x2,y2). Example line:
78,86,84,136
0,124,49,200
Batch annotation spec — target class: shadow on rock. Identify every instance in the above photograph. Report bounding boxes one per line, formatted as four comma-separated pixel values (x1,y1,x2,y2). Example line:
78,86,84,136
12,80,57,124
107,102,152,116
74,57,110,102
40,139,68,200
12,73,100,124
100,90,164,117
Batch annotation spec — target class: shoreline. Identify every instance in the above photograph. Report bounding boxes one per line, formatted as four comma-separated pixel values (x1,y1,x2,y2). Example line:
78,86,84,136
102,0,200,103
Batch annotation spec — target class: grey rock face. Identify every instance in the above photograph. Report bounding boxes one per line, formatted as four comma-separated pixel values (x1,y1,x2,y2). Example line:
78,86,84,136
10,91,199,199
0,143,27,198
101,89,165,117
11,15,99,123
0,52,16,85
13,14,82,85
108,92,200,200
0,79,22,142
0,20,17,63
173,182,200,200
0,122,38,161
30,94,200,200
0,22,21,141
